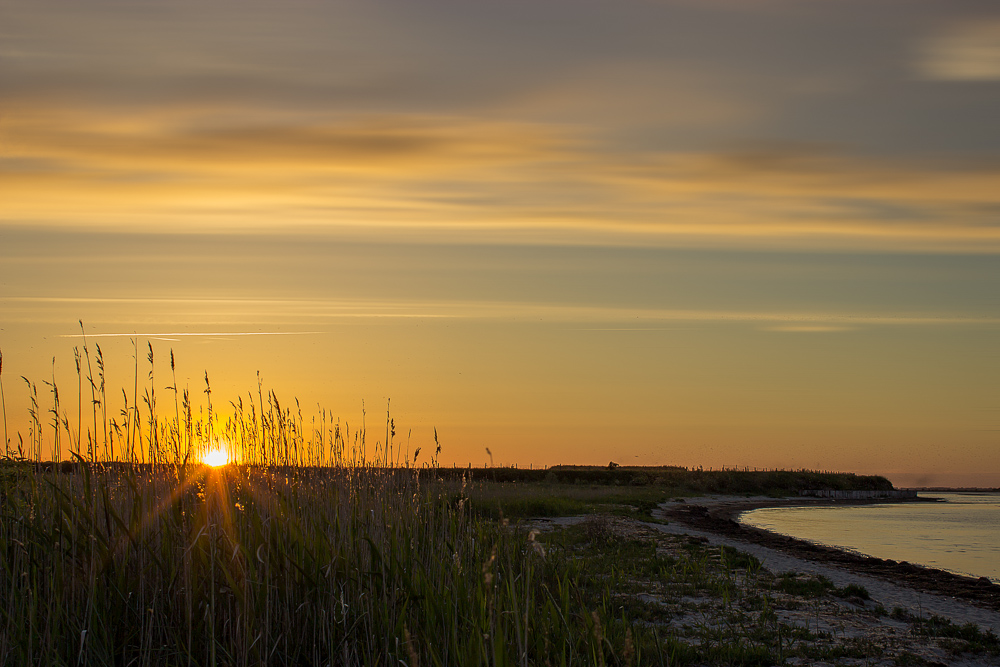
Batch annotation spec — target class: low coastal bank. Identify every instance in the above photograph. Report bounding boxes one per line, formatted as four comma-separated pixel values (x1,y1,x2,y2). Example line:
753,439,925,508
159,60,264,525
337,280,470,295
659,496,1000,613
535,510,1000,665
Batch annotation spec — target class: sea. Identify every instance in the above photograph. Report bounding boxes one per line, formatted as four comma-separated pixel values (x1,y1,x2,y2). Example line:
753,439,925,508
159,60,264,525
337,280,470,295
738,492,1000,583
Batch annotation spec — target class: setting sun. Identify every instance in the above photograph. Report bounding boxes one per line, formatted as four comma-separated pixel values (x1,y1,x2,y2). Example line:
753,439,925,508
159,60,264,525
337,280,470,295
203,446,231,467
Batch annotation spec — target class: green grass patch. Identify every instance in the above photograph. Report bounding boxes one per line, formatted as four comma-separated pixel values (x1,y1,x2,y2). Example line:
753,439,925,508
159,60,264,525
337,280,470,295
433,465,893,495
834,582,872,601
775,572,835,597
911,615,1000,655
464,482,676,520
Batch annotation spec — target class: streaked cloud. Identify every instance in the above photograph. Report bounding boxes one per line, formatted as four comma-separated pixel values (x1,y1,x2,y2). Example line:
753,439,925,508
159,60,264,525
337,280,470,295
59,331,323,339
762,325,855,333
3,110,998,252
2,1,998,253
8,296,996,329
918,20,1000,81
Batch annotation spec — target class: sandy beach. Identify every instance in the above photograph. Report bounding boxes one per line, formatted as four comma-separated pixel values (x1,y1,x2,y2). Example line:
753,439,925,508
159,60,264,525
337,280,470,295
534,496,1000,665
657,496,1000,630
658,496,1000,617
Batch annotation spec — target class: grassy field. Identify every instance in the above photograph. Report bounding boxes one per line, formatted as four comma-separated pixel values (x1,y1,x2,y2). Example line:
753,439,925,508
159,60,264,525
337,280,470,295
2,462,642,666
528,516,1000,666
0,343,906,665
434,465,892,494
0,462,900,667
457,467,892,523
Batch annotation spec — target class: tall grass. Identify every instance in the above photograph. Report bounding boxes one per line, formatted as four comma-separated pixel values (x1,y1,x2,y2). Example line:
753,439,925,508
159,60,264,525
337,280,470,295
0,344,643,666
1,348,7,457
2,463,616,665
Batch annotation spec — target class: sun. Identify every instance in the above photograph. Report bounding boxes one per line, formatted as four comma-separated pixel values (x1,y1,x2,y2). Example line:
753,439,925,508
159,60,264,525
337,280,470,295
203,446,231,467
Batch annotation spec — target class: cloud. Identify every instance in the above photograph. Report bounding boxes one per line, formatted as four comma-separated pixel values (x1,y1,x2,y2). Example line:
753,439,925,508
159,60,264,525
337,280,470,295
501,60,763,128
2,2,999,253
762,325,854,333
3,113,1000,253
10,296,997,328
918,20,1000,80
59,331,323,338
2,109,562,171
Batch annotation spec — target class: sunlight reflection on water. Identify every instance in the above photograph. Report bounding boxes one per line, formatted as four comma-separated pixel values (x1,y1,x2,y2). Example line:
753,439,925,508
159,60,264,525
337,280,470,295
739,493,1000,582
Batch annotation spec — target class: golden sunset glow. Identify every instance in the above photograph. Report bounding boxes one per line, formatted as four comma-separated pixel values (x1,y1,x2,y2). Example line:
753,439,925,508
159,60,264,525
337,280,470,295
203,447,231,468
0,0,998,488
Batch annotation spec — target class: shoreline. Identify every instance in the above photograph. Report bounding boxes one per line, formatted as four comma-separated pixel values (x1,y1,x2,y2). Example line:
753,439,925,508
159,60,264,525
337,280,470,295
539,506,1000,661
658,496,1000,613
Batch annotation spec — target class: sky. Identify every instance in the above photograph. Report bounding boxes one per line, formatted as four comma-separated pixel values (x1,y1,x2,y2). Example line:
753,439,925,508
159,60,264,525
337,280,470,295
1,0,998,486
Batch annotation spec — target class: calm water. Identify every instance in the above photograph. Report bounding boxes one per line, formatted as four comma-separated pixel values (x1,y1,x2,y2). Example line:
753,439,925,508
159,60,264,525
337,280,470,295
739,493,1000,583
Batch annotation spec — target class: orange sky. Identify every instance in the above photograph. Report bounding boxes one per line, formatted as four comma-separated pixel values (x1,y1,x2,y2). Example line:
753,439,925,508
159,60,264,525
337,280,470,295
1,0,998,486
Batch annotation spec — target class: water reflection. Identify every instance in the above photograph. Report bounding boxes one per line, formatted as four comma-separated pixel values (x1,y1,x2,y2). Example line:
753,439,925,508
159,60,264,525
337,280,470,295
739,493,1000,582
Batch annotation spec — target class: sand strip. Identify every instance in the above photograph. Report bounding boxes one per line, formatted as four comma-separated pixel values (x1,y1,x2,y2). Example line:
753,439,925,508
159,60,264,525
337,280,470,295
654,496,1000,633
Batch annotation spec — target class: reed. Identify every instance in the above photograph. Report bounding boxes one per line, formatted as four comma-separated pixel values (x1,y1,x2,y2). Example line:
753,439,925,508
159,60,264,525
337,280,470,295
0,348,6,458
0,341,913,666
0,345,643,666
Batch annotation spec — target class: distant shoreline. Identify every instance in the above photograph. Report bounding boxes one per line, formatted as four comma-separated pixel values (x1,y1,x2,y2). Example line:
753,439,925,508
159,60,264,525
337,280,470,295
660,496,1000,613
901,487,1000,493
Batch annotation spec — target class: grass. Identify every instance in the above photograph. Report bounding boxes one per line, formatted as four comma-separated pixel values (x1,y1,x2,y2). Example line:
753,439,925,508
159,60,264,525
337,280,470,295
432,465,894,494
528,518,999,666
0,340,974,665
2,341,657,666
909,614,1000,656
464,482,674,521
774,572,836,598
1,461,663,665
529,517,837,666
774,572,872,602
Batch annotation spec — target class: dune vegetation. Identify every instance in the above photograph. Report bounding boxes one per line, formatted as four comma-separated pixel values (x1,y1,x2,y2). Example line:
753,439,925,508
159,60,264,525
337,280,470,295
0,339,658,666
0,340,899,666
